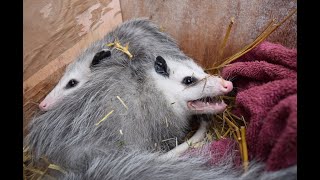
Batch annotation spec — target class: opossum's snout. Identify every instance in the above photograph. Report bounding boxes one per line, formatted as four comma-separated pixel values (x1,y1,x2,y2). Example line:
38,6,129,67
220,79,233,93
39,100,49,111
39,96,58,111
187,77,233,114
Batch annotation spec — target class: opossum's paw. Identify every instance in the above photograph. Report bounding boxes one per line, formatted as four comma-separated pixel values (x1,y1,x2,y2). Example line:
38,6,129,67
187,120,208,144
161,121,208,159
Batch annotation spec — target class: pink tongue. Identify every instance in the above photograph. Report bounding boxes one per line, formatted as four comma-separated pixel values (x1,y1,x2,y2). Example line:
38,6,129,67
192,101,210,108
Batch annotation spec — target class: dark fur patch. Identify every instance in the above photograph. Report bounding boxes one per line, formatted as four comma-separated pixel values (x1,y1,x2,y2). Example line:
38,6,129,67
154,56,169,77
91,50,111,67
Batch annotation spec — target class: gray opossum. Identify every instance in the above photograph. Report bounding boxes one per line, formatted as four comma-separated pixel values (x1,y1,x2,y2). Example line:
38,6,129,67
26,19,296,179
38,18,184,111
38,17,208,157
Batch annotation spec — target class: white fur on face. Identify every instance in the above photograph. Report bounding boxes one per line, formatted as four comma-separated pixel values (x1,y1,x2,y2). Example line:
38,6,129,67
39,62,91,111
150,56,233,118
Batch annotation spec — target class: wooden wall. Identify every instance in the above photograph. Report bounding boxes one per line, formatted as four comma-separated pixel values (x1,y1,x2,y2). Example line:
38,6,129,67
23,0,296,135
119,0,296,68
23,0,123,135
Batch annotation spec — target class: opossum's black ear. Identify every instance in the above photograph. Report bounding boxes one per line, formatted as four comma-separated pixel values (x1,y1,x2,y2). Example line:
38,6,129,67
90,50,111,68
155,56,169,77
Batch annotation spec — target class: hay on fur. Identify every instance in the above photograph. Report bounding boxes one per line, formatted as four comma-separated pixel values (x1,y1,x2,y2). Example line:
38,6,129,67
23,8,296,178
23,146,63,180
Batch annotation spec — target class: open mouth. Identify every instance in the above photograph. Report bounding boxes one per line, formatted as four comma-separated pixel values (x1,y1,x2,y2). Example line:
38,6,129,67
187,96,227,114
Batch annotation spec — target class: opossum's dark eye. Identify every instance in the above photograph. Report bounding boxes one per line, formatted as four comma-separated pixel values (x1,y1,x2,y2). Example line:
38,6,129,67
182,76,197,85
91,50,111,67
155,56,169,77
65,79,79,89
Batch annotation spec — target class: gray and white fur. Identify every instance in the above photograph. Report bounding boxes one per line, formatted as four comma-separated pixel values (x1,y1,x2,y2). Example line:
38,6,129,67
26,18,296,179
39,18,184,111
46,144,296,180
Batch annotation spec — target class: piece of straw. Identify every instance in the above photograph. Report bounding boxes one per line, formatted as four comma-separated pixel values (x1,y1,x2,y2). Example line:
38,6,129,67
161,137,176,142
165,117,169,128
222,127,231,138
240,126,249,172
205,8,297,72
218,17,235,62
214,128,222,140
224,112,241,141
48,164,66,174
222,113,239,131
106,39,133,59
116,96,128,110
95,110,114,126
241,116,247,128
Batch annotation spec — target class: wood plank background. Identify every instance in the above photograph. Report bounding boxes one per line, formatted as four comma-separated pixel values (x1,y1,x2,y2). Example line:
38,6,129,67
23,0,123,135
120,0,296,68
23,0,296,135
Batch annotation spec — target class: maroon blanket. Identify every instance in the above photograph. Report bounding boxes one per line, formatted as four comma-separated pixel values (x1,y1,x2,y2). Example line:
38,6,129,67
202,41,297,171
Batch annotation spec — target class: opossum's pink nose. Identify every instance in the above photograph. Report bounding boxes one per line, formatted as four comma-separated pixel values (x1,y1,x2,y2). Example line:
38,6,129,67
221,80,233,93
39,101,48,111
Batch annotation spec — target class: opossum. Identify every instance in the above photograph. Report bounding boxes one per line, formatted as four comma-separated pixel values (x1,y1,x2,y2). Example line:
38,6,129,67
26,19,296,179
38,54,94,111
39,18,183,111
37,17,208,158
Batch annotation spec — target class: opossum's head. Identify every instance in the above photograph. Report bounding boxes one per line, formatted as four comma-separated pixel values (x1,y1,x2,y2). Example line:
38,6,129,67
39,50,111,111
150,56,233,117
